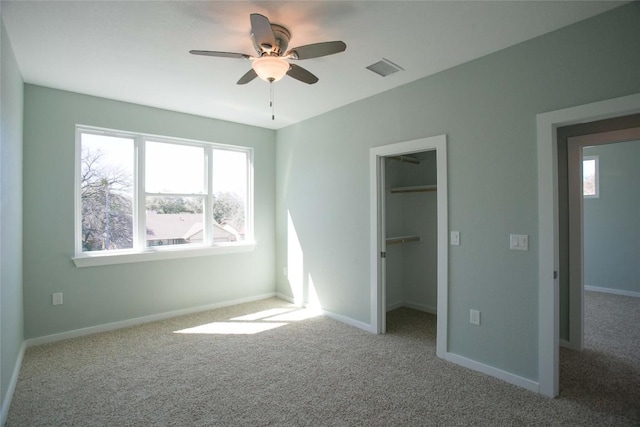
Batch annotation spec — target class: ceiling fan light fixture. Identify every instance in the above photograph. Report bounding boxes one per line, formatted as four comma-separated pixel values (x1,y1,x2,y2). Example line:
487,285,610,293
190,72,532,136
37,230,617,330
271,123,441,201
252,56,290,82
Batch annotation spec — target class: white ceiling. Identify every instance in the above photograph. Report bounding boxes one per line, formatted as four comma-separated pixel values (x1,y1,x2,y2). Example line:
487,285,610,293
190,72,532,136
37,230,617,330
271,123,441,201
2,1,626,130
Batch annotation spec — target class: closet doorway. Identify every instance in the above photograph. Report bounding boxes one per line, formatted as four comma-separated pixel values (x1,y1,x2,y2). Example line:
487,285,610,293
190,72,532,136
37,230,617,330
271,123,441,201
369,135,448,358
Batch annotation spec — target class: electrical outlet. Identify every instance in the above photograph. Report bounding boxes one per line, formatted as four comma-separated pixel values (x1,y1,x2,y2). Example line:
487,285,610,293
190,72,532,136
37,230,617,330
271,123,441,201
470,309,480,326
52,293,63,306
283,266,288,276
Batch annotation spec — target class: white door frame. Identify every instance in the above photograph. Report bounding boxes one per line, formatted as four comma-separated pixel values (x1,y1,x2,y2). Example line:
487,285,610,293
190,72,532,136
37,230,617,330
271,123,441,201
536,93,640,398
369,135,448,357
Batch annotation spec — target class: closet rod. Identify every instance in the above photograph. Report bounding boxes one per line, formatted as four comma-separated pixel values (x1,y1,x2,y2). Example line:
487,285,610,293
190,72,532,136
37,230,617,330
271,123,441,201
388,155,420,165
386,236,421,245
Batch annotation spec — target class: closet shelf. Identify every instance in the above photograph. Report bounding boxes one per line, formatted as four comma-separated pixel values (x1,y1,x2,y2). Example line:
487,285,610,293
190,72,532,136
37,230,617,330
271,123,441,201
390,185,437,194
388,155,420,165
386,235,421,246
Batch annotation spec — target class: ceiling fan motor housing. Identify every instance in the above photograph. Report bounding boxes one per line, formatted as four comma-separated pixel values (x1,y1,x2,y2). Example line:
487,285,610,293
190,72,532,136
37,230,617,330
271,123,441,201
253,24,291,56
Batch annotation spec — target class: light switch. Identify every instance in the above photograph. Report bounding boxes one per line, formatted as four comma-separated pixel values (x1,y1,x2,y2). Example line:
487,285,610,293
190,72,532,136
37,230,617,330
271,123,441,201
450,231,460,246
52,293,63,306
470,309,480,326
510,234,528,251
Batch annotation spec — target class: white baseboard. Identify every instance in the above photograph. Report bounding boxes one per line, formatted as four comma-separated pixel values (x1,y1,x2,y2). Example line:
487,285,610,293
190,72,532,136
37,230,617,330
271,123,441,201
386,301,437,315
442,352,539,394
275,292,297,304
386,300,404,312
403,301,437,315
320,307,375,333
559,339,570,348
25,293,277,347
276,292,375,333
1,342,26,426
585,285,640,298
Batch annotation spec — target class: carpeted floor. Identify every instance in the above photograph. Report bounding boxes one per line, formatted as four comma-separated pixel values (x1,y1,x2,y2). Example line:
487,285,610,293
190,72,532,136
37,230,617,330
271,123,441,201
6,291,639,426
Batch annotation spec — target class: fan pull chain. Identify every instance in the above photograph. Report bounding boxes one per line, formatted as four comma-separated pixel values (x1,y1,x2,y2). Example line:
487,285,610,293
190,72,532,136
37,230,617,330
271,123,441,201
270,80,275,120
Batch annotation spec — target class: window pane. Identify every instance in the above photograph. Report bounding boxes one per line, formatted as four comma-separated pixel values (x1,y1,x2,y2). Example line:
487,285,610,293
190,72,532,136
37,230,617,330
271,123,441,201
583,158,597,196
146,196,204,247
81,133,134,252
146,141,204,194
212,149,247,242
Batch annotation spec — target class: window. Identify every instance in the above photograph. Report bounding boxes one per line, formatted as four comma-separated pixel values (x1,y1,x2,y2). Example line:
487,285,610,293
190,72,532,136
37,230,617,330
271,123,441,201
75,126,253,266
583,155,599,198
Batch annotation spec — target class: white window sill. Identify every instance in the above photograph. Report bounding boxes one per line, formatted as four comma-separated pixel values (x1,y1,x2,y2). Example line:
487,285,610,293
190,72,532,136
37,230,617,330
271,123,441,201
72,241,257,268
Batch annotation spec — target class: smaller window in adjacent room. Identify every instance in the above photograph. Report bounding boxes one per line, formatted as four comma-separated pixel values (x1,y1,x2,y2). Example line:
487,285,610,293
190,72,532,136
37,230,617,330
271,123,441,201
583,155,599,198
75,126,253,264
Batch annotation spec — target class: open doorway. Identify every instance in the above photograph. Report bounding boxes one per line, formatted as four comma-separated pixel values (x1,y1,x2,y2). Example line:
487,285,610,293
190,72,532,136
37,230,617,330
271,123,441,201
561,127,640,410
369,135,448,358
536,95,640,397
565,125,640,350
384,151,438,336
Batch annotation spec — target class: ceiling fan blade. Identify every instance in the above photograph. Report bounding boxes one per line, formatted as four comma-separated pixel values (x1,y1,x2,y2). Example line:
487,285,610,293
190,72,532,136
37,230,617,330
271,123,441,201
250,13,276,52
286,64,319,85
285,41,346,60
237,69,258,85
190,50,250,60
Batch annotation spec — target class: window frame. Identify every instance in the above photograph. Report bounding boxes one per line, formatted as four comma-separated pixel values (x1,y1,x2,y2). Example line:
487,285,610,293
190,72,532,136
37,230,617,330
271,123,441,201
73,125,255,267
582,155,599,199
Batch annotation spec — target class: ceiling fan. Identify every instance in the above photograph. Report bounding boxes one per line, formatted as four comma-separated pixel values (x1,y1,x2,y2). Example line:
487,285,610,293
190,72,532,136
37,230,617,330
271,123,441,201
190,13,346,85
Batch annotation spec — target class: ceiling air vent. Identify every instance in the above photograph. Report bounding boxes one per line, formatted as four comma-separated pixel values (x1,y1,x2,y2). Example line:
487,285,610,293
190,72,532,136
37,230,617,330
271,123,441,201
366,58,404,77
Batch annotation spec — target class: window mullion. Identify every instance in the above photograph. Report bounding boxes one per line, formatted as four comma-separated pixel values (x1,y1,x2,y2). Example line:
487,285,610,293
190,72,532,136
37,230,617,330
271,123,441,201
74,127,83,255
204,146,214,245
135,137,146,250
246,149,254,241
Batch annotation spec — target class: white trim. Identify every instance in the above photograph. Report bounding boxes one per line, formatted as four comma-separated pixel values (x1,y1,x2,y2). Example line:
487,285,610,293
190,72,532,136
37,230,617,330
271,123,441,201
536,92,640,398
385,301,438,315
559,339,573,349
585,285,640,298
403,301,437,315
276,292,376,333
369,135,448,355
275,292,296,304
386,300,404,312
442,352,539,393
25,293,276,347
369,154,385,333
567,137,585,351
72,241,256,267
1,342,26,426
320,307,375,333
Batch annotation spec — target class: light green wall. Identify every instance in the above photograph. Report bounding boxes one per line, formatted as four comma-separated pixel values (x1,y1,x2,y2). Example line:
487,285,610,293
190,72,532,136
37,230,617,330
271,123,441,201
276,3,640,381
23,85,276,339
1,14,24,415
584,140,640,293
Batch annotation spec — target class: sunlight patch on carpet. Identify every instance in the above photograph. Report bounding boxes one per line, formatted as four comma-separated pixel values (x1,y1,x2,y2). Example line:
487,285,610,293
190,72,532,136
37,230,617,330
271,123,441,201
174,321,287,335
174,307,321,335
265,309,320,322
231,308,295,321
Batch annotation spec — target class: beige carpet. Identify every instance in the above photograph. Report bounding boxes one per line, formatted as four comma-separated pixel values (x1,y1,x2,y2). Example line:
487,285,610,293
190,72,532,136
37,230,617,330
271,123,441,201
7,291,639,426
